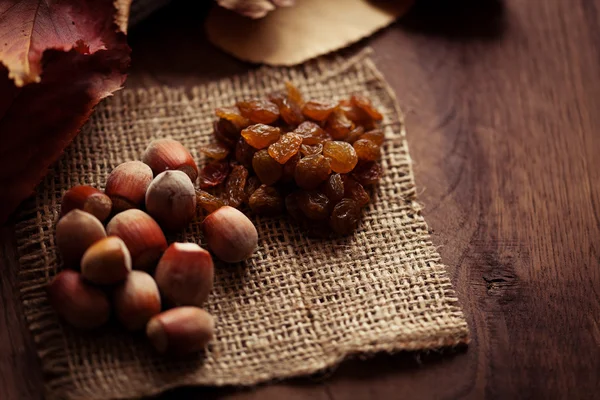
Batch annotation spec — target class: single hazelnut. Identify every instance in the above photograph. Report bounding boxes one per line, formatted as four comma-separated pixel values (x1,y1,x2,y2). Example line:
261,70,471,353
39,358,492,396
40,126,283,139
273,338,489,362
146,307,214,355
106,209,168,270
60,185,112,222
142,139,199,182
113,270,161,331
81,236,132,285
201,206,258,263
145,170,197,231
47,270,110,330
155,243,214,307
56,209,107,267
105,161,153,212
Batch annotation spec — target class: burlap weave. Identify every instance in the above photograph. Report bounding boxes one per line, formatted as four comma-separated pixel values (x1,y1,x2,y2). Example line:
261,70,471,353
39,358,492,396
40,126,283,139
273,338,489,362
15,51,469,399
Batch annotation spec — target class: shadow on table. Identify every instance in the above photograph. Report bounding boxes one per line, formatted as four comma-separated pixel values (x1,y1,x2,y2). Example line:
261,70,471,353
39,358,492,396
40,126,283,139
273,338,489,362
155,345,468,399
399,0,506,40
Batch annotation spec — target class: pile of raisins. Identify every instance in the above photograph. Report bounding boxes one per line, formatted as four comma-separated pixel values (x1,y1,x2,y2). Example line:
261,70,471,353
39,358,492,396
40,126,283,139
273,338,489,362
197,82,384,236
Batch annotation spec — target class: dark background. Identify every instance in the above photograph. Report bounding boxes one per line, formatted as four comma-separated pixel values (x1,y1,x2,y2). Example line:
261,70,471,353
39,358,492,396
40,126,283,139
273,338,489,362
2,0,599,398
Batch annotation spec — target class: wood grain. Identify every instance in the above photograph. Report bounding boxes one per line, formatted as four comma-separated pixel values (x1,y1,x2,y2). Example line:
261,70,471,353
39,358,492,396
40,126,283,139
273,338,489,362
1,0,599,398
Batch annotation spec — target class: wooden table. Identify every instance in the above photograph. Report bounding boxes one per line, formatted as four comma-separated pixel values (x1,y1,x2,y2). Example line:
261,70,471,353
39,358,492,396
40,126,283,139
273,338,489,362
2,0,599,398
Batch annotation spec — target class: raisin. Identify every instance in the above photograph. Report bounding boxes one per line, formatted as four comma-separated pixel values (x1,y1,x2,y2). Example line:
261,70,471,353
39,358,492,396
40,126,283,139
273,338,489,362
351,94,383,121
344,126,365,144
245,176,262,199
360,129,384,145
237,98,280,124
294,154,331,190
241,124,281,149
285,192,304,221
323,141,358,173
302,100,337,121
320,173,345,203
200,142,230,160
352,162,383,186
215,106,251,129
342,176,370,207
300,143,323,156
281,152,301,183
338,99,364,123
293,121,330,145
213,119,239,148
325,109,354,140
353,139,381,161
329,198,361,235
270,93,305,126
225,165,249,208
235,136,256,169
268,133,303,164
297,191,331,220
285,81,304,106
198,161,229,189
196,190,226,213
249,185,283,216
253,149,283,185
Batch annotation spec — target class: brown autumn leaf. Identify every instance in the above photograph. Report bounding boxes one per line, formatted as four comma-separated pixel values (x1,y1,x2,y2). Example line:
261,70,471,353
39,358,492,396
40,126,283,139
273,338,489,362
0,0,131,223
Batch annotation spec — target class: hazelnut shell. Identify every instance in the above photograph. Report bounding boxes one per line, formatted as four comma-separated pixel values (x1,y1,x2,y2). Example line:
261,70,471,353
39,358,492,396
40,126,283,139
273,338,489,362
146,307,214,355
113,270,161,331
55,209,107,267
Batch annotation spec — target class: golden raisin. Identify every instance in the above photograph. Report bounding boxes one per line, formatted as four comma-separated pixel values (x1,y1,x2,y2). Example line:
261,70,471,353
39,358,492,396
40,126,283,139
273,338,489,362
245,176,262,199
351,94,383,121
200,142,230,160
360,129,384,145
302,100,337,121
300,143,323,156
323,141,358,173
352,162,383,186
342,176,370,207
249,185,283,216
297,191,331,220
294,155,331,190
353,139,381,161
270,92,305,126
268,133,303,164
237,99,280,124
225,165,249,208
320,173,345,203
196,190,226,213
241,124,281,149
325,109,354,140
235,136,256,169
285,81,304,106
198,161,229,189
344,126,365,144
253,150,283,185
215,106,251,129
329,198,361,235
293,121,330,145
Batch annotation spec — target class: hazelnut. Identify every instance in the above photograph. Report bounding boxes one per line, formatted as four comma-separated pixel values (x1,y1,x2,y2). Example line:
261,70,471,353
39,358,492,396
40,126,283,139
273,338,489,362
202,206,258,263
106,210,168,270
55,209,107,267
81,236,132,285
60,185,112,222
105,161,153,212
155,243,214,307
47,270,110,330
142,139,199,182
113,270,161,331
145,170,197,231
146,307,214,355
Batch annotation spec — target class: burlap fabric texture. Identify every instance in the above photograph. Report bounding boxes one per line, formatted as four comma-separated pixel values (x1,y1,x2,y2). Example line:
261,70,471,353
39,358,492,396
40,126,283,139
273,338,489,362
15,51,469,399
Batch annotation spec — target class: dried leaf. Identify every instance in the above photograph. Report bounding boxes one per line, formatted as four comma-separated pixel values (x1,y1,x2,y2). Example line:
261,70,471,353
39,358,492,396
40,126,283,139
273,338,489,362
206,0,414,65
0,0,131,223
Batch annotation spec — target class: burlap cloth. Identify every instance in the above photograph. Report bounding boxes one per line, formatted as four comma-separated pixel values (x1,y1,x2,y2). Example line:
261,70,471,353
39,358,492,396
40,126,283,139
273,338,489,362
14,50,469,399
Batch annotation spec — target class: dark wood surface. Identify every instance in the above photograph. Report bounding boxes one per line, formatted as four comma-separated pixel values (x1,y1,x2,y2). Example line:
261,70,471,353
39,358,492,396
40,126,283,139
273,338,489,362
2,0,599,398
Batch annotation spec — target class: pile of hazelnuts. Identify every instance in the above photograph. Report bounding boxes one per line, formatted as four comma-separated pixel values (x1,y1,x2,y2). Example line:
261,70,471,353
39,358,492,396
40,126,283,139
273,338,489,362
49,139,258,355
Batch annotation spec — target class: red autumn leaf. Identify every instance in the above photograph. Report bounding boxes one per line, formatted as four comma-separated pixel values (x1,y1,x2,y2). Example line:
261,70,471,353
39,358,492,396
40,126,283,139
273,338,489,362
0,0,131,223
